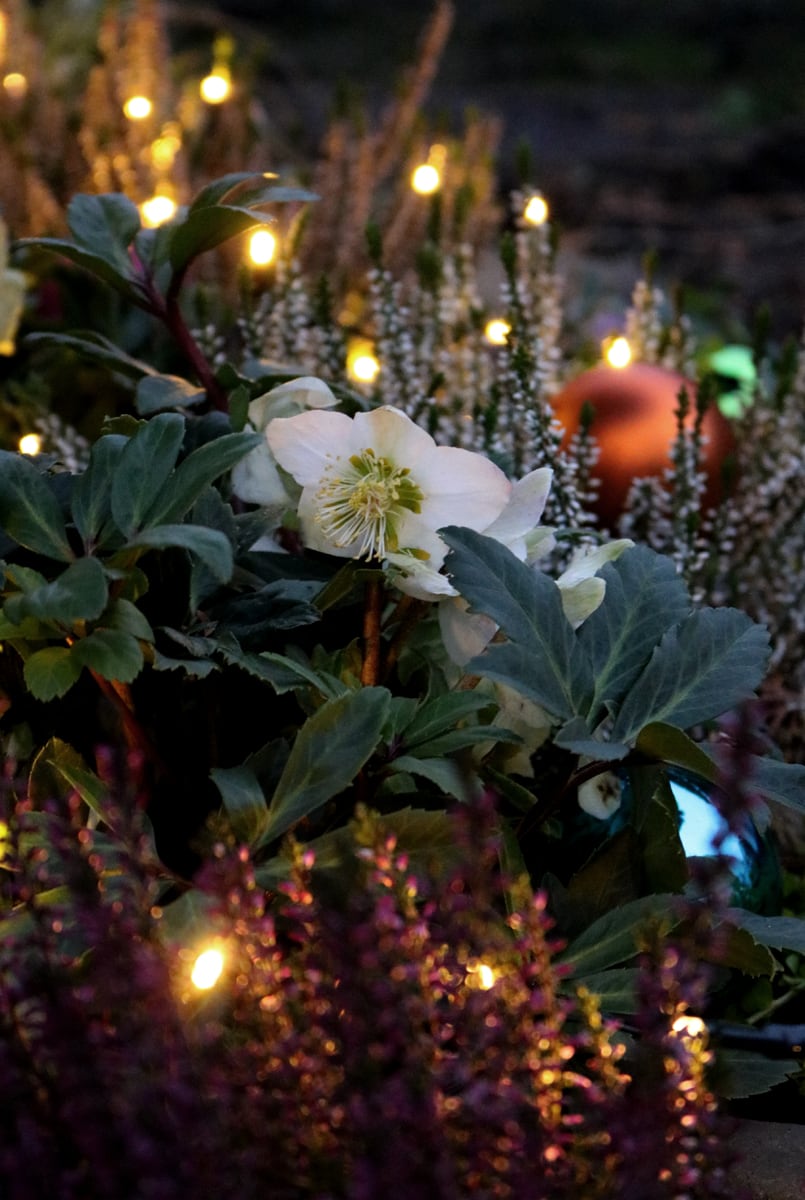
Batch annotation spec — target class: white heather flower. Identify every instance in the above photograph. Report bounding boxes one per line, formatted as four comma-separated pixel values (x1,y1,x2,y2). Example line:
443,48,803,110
231,376,339,508
266,406,512,585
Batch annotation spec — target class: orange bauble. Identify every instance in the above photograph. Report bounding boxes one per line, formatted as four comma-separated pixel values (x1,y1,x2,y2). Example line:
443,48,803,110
551,363,734,527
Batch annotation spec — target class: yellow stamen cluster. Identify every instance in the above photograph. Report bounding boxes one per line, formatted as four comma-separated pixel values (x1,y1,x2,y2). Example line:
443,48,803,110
316,448,423,560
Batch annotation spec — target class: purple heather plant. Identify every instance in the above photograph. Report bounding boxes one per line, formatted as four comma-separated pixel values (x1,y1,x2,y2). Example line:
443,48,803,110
0,775,747,1200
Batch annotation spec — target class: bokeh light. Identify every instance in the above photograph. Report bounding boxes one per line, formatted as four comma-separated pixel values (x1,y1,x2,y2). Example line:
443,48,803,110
200,70,231,104
523,193,549,225
18,432,42,455
603,335,632,369
191,947,225,990
123,95,152,121
248,228,277,266
484,318,511,346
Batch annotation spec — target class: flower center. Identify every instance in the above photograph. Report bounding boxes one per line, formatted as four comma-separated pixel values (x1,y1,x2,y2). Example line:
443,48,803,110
316,448,424,559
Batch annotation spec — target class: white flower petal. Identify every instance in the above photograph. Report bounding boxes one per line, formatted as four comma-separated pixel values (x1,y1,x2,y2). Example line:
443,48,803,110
248,376,339,429
416,446,511,531
558,538,634,588
482,467,553,554
386,551,458,600
438,597,497,665
266,409,355,486
231,440,291,507
559,576,606,628
351,406,437,463
523,526,557,563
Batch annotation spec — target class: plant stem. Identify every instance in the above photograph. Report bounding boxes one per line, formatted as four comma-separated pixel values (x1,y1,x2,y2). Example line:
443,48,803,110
164,295,229,412
361,579,383,687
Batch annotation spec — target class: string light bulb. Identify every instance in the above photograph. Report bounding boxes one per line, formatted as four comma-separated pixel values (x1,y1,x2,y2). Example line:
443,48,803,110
248,228,277,266
190,947,224,990
123,94,152,121
602,335,633,369
2,71,27,99
140,191,177,228
18,432,42,455
200,67,231,105
411,163,440,195
523,193,549,226
466,959,499,990
484,318,511,346
347,341,381,385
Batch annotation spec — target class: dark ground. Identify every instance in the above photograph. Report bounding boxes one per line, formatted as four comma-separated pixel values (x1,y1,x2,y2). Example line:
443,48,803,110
178,0,805,342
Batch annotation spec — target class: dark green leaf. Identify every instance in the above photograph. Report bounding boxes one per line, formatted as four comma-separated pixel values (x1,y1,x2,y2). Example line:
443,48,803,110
557,893,682,976
724,910,805,955
111,413,185,536
258,687,391,845
126,524,233,584
15,238,141,302
169,206,275,275
568,968,641,1014
143,431,261,526
442,527,594,720
66,193,140,272
4,557,108,625
70,629,144,682
135,373,206,415
627,765,689,894
635,722,721,782
554,716,629,761
716,1050,797,1099
399,691,497,750
188,173,271,212
72,435,128,546
611,609,772,745
101,597,154,643
152,650,218,678
579,545,690,719
23,645,82,700
28,737,107,819
210,763,270,845
388,755,475,799
742,757,805,815
24,331,157,381
0,450,74,561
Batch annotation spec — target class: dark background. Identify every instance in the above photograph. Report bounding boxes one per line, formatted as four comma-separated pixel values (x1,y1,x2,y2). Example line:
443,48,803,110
172,0,805,338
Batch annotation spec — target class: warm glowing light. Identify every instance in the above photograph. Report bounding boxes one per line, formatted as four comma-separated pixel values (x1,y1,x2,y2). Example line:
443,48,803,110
248,228,277,267
347,350,381,381
347,340,381,384
523,193,549,225
476,963,497,990
191,947,224,990
123,94,152,121
2,72,27,99
603,335,633,369
140,193,177,228
484,318,511,346
200,69,231,104
672,1015,707,1038
411,163,441,195
150,127,182,171
467,959,499,990
18,432,42,455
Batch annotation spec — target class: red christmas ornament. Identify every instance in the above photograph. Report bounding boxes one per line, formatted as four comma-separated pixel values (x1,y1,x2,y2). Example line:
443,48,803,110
552,363,734,527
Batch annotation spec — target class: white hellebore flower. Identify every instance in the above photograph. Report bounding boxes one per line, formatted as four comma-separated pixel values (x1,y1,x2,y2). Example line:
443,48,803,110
231,376,339,509
265,405,512,590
